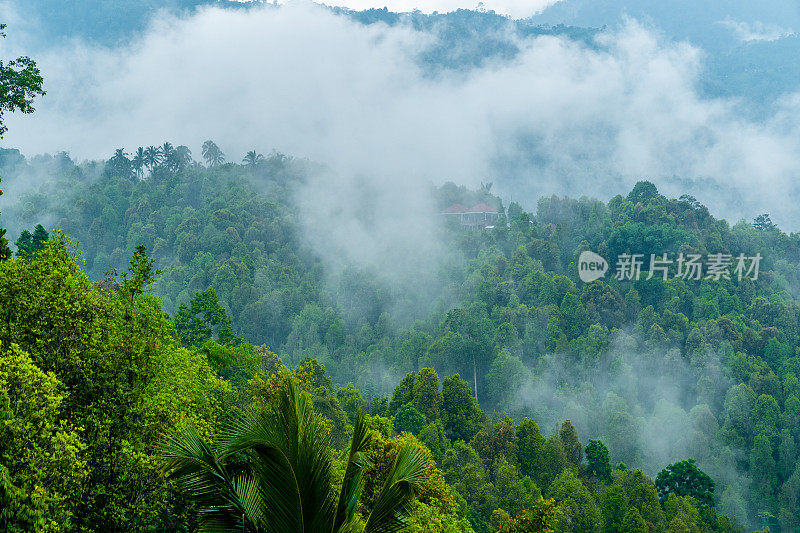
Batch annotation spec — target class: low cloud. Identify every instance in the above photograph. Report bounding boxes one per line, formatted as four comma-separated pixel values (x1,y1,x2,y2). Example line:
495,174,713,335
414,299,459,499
719,19,795,42
512,334,753,526
4,2,800,295
5,3,800,232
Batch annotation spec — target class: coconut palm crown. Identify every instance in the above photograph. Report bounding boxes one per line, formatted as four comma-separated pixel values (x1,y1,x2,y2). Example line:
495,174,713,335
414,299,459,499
161,378,427,532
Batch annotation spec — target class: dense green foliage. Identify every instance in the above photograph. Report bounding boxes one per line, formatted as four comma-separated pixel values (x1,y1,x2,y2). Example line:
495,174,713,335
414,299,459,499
7,138,800,530
0,19,772,531
0,238,227,531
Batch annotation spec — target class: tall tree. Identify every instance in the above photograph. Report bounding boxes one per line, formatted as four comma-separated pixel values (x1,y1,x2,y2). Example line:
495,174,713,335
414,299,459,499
161,142,176,171
655,459,715,507
202,140,225,167
412,368,442,422
0,24,45,138
143,145,162,172
559,420,583,467
516,418,545,481
174,145,192,172
243,150,264,169
585,440,612,482
14,224,48,257
131,147,145,179
441,374,483,442
106,148,132,179
0,24,45,261
175,288,235,347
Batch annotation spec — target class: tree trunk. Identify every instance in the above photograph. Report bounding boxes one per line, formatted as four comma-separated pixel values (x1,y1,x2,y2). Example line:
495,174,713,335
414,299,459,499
473,357,479,405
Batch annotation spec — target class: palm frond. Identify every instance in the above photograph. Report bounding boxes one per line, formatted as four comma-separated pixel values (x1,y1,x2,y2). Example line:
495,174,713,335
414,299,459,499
160,426,262,531
334,408,373,531
218,379,337,532
363,444,428,533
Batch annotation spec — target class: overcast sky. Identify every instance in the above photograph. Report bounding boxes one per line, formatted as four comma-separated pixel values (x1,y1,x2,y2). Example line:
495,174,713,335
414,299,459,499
305,0,560,18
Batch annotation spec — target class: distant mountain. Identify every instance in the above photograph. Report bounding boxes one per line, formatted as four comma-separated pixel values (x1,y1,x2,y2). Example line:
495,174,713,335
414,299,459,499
17,0,255,47
534,0,800,108
534,0,800,51
339,7,598,72
702,34,800,107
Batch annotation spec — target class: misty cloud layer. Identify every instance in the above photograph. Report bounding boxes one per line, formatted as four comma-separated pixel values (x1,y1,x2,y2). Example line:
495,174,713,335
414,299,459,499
5,2,800,250
511,334,752,524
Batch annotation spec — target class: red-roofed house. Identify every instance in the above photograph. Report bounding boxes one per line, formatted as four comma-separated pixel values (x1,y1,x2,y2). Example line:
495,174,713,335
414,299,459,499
442,202,501,230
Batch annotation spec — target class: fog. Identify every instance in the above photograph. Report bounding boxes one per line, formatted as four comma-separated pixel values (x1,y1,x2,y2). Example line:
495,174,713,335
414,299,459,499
511,333,753,525
3,2,800,237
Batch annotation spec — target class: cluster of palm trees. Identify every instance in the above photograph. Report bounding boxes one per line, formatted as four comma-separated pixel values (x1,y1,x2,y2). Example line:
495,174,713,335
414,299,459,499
161,378,428,532
107,140,271,180
134,143,193,177
107,142,193,180
203,141,264,170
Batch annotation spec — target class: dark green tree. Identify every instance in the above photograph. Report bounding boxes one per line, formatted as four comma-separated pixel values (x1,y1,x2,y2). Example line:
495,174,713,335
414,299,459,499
753,213,777,231
585,440,612,482
175,288,235,347
655,459,715,507
627,180,660,205
14,224,48,257
441,374,483,442
394,402,426,435
105,148,132,178
516,418,545,480
559,420,583,467
389,372,416,416
412,367,442,421
132,147,145,179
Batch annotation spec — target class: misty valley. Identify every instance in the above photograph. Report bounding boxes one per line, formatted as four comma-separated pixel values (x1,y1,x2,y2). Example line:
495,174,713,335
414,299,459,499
2,2,800,533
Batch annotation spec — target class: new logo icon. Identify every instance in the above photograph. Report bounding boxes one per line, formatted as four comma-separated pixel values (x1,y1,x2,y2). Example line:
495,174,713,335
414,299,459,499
578,251,608,283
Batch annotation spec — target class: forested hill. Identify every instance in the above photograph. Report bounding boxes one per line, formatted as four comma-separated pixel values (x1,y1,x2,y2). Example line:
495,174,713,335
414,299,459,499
2,144,800,531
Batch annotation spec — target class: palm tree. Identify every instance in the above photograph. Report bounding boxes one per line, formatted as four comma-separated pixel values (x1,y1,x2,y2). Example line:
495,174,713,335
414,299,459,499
162,142,176,171
106,148,132,179
243,150,264,170
202,140,225,167
132,147,145,179
161,379,426,532
174,145,193,172
144,145,163,172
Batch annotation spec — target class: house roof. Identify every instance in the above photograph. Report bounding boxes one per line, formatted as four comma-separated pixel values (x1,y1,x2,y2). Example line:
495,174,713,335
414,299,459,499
443,203,469,213
469,202,499,213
